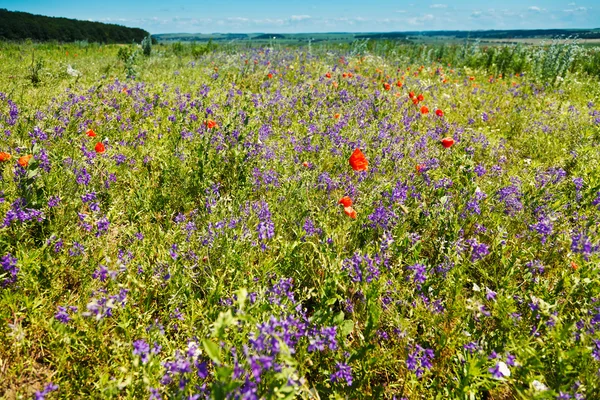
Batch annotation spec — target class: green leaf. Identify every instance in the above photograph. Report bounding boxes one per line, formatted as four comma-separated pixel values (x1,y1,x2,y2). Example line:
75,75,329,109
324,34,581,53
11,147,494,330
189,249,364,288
341,320,354,337
202,339,221,364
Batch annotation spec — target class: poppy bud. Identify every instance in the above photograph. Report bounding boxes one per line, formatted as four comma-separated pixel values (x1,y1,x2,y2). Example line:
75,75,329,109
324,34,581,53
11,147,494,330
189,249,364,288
441,137,455,148
18,154,33,167
343,206,357,219
338,196,353,207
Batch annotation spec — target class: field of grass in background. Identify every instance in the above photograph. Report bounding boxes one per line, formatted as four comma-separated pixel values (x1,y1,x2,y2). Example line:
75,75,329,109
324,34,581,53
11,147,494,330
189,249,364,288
1,39,600,399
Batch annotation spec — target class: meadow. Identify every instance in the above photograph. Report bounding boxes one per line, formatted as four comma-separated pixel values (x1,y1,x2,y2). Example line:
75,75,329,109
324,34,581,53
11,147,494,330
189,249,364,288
1,40,600,399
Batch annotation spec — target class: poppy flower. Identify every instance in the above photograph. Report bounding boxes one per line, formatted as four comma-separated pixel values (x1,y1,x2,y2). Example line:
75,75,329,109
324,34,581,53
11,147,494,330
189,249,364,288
571,261,578,270
409,91,415,99
206,120,218,129
396,80,403,88
0,152,11,162
302,161,310,168
267,73,273,79
338,196,353,207
383,82,391,91
349,148,368,172
332,81,338,88
412,98,419,105
18,154,32,167
435,109,444,117
469,76,475,81
344,206,357,219
342,73,348,78
325,72,331,78
86,129,97,137
334,113,341,119
347,72,353,78
420,106,429,114
95,142,105,153
441,137,455,148
417,94,424,102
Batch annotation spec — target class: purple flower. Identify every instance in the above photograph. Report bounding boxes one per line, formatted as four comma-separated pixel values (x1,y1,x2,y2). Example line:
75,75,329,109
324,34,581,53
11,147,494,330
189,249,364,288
407,345,434,378
489,361,510,379
330,362,353,386
133,339,151,364
54,306,77,324
47,196,60,208
1,253,18,287
34,382,59,400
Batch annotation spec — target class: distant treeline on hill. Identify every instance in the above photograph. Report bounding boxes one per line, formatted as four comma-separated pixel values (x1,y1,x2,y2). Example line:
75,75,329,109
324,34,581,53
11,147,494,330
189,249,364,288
0,9,149,43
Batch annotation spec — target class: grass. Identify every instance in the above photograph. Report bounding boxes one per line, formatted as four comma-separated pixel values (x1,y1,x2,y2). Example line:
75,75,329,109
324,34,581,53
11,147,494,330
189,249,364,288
0,41,599,399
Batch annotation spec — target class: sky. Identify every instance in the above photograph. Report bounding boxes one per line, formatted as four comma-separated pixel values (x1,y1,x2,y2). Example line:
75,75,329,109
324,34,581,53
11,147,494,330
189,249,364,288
2,0,598,34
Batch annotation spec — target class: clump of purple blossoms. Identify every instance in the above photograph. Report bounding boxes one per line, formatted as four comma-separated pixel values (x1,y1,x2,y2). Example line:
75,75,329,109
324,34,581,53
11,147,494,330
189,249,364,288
342,252,381,283
256,201,274,250
83,289,128,320
330,362,353,386
497,183,523,216
406,345,435,378
54,306,77,324
2,198,45,227
133,339,151,364
34,382,59,400
466,239,490,261
1,253,18,287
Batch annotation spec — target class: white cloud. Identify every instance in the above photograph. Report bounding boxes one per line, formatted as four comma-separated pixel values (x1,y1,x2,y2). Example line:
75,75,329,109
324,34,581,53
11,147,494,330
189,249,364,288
407,14,435,25
563,6,587,12
528,6,544,12
430,4,447,8
290,15,311,21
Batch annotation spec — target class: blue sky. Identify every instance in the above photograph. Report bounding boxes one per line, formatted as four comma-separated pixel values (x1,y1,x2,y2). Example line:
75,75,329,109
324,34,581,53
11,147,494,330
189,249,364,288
2,0,598,33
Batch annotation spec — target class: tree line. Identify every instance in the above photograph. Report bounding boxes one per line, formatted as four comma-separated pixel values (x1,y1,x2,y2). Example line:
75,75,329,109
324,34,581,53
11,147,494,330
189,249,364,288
0,9,149,43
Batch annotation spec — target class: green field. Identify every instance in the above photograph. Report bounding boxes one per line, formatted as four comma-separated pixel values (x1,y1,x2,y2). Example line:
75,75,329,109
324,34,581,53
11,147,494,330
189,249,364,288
1,40,600,399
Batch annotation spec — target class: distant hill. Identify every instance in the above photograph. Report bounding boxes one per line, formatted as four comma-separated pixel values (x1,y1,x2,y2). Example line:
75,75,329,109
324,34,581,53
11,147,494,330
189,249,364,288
154,29,600,43
0,9,149,43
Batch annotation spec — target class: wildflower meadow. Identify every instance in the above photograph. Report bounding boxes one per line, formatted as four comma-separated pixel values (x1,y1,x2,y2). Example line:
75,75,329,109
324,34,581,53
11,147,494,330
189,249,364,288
1,41,600,399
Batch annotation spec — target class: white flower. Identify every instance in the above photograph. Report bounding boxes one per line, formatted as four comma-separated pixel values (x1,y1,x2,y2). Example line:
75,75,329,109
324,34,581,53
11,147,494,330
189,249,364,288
531,380,548,391
497,361,511,378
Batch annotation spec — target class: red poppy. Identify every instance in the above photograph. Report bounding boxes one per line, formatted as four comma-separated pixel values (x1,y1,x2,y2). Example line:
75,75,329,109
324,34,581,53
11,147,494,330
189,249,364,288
348,72,353,78
302,161,310,168
349,148,368,172
18,154,32,167
396,80,403,88
469,76,475,81
0,152,11,162
206,120,218,129
267,73,273,79
420,106,429,114
408,91,415,99
383,82,391,91
435,109,444,117
344,206,357,219
342,73,348,78
325,72,331,79
86,129,96,137
412,98,419,105
338,196,353,207
441,137,455,148
95,142,105,153
571,261,578,270
417,94,424,102
334,113,341,119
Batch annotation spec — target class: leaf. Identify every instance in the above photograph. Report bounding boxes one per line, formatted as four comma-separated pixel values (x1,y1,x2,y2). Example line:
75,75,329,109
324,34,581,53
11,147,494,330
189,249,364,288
341,320,354,337
202,339,221,364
